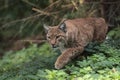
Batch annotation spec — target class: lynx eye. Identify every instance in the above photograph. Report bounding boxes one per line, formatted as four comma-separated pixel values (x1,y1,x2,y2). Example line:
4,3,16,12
56,35,60,39
47,36,51,39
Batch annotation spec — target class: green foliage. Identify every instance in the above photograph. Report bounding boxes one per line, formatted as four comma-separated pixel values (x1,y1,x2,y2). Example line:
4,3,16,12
108,27,120,39
0,43,57,80
107,26,120,48
0,40,120,80
44,43,120,80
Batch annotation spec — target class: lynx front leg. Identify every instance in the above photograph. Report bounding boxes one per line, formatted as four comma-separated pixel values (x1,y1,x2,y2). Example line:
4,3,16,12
55,46,84,69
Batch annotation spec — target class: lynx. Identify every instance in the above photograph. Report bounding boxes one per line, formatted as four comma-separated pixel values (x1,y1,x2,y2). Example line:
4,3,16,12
44,18,108,69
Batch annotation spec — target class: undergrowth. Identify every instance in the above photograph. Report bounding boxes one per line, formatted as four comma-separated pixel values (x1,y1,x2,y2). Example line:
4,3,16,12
0,40,120,80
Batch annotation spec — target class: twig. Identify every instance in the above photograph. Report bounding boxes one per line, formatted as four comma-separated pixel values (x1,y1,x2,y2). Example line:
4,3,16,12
32,8,50,16
1,6,62,29
1,14,42,29
20,39,47,43
71,0,78,10
22,0,39,8
49,0,54,4
32,7,59,15
88,10,97,17
108,4,120,22
61,4,73,8
44,0,61,11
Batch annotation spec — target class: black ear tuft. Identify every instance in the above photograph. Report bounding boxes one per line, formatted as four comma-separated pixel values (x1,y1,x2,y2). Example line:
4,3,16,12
59,23,66,32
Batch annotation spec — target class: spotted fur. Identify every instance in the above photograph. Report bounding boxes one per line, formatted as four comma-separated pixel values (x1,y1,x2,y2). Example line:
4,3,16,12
44,18,108,69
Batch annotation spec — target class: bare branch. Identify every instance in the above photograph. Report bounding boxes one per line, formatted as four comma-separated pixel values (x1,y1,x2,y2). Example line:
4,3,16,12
20,39,47,44
1,14,42,29
32,8,50,16
22,0,39,8
71,0,78,10
44,0,61,11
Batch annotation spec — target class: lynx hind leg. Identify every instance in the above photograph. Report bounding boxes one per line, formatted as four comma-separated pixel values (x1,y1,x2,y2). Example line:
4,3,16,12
55,47,84,69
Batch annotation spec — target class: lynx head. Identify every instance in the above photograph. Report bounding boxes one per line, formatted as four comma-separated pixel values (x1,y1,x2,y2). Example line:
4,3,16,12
44,23,67,48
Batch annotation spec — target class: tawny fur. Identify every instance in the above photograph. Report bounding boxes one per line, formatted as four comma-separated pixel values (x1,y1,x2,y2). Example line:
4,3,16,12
44,18,108,69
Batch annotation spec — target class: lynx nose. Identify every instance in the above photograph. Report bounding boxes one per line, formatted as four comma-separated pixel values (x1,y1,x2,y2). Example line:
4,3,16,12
52,44,56,48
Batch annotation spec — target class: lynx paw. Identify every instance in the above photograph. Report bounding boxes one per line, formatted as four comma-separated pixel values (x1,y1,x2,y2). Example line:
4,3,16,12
55,56,70,69
55,61,64,69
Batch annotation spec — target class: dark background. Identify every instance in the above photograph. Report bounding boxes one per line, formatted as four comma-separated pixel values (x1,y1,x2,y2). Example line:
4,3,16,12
0,0,120,56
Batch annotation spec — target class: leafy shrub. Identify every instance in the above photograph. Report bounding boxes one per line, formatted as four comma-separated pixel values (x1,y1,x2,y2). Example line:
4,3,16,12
0,43,57,80
43,43,120,80
0,40,120,80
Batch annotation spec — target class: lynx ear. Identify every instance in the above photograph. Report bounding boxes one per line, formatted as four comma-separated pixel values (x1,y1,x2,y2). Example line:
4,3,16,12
43,24,49,33
59,23,66,32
